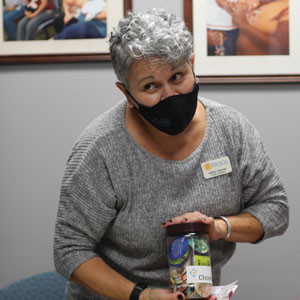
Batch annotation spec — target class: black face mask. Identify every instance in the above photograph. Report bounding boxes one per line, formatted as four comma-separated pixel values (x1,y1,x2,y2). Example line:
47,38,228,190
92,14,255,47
127,83,199,135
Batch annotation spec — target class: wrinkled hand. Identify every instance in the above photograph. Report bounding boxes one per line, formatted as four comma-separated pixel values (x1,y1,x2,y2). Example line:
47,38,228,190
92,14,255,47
227,2,248,27
216,0,231,10
141,288,216,300
161,211,223,242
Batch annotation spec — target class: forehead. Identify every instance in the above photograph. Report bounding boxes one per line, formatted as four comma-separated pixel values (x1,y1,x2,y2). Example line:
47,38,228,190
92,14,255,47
128,57,187,78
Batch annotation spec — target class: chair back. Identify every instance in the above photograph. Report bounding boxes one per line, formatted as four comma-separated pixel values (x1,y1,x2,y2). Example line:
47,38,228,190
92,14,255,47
0,271,67,300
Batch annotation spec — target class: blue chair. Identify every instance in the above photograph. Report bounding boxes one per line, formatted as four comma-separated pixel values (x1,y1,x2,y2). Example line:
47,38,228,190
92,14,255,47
0,271,67,300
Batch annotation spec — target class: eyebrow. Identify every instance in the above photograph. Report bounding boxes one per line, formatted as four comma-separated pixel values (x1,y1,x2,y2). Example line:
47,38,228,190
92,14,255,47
138,62,186,85
138,75,155,85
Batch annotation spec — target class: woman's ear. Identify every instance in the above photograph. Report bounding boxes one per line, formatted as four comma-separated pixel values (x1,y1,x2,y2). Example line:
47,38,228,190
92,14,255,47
189,54,199,84
115,82,127,95
115,82,135,108
190,53,195,67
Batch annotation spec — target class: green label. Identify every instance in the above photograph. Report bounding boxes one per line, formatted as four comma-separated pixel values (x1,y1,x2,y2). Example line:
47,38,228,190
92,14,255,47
194,255,211,266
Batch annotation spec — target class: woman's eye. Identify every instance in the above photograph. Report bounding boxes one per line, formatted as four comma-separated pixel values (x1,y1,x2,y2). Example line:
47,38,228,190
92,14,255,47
144,83,156,91
171,73,183,82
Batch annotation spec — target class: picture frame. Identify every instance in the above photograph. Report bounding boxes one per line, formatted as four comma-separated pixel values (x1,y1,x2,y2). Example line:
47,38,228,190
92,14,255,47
184,0,300,84
0,0,132,64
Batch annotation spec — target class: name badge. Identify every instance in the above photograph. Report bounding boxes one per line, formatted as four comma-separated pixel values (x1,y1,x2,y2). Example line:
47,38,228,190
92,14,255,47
201,156,232,179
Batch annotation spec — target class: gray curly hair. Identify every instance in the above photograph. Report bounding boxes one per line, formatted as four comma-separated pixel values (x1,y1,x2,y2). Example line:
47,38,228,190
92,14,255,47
109,8,193,87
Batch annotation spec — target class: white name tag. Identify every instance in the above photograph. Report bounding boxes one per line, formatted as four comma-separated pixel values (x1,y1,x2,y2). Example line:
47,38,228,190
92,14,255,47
201,156,232,179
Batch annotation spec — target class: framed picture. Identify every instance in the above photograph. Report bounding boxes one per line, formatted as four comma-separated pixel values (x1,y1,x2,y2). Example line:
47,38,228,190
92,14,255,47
0,0,132,64
184,0,300,83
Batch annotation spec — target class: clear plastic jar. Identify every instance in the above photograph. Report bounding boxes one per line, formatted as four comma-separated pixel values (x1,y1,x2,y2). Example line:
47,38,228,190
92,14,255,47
166,223,212,299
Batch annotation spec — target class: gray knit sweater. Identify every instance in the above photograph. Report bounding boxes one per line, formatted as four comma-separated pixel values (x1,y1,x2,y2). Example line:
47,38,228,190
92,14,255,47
54,98,288,300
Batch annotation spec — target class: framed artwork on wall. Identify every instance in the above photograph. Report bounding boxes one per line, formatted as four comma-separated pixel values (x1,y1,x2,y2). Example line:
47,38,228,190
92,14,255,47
184,0,300,83
0,0,132,64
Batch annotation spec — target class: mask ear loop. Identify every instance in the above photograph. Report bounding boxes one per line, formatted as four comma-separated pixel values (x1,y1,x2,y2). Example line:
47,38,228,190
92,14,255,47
126,89,144,109
122,83,153,109
121,83,139,109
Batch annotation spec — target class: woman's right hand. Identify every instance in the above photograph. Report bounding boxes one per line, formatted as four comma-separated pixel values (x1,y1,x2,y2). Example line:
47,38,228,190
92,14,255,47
141,288,217,300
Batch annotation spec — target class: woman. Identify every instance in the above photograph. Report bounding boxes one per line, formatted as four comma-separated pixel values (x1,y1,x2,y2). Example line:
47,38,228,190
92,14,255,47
217,0,289,55
16,0,55,40
53,8,289,300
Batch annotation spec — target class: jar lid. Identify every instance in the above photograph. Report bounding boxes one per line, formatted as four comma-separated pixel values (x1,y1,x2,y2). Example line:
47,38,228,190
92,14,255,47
166,222,209,236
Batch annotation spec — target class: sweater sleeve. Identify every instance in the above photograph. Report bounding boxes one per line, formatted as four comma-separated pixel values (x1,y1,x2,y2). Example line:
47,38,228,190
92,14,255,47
235,112,289,242
53,136,117,279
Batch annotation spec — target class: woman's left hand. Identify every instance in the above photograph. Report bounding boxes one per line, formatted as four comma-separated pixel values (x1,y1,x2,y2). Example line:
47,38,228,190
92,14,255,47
161,211,225,242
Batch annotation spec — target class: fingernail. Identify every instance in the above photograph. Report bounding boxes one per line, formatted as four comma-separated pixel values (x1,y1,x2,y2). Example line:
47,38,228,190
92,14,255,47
177,295,183,300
